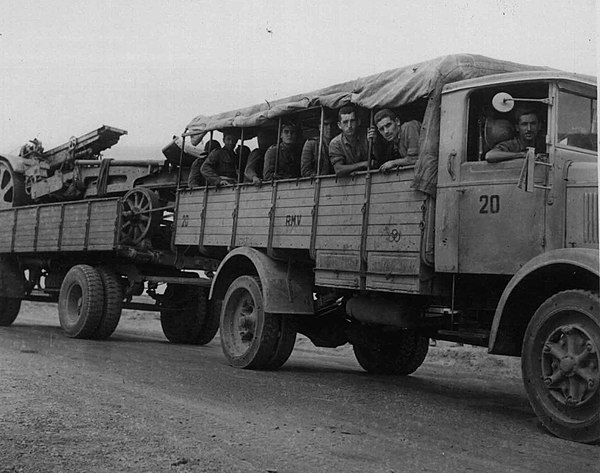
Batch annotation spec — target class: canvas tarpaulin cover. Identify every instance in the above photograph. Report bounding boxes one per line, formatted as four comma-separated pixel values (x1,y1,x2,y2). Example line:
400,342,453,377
185,54,551,195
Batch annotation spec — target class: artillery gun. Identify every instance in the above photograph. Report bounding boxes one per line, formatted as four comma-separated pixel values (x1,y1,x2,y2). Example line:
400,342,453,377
0,126,191,248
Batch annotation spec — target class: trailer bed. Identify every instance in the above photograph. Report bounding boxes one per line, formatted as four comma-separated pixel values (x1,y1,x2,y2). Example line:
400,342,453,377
0,198,120,254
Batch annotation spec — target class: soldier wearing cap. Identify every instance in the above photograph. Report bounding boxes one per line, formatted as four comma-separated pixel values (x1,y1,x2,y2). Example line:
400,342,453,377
263,121,302,180
244,129,277,185
300,113,335,177
200,130,239,186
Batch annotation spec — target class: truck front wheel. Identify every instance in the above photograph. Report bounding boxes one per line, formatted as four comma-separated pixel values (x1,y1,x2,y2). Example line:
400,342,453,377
58,265,104,339
353,329,429,375
522,290,599,444
220,275,296,370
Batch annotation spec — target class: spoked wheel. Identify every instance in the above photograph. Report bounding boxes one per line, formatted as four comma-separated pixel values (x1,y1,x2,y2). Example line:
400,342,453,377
522,290,599,443
220,275,296,370
353,329,429,375
120,188,161,245
58,265,104,339
0,158,29,209
160,285,219,345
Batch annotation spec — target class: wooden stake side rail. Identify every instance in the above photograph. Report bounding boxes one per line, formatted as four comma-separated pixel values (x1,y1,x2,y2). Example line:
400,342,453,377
0,198,120,254
175,170,428,294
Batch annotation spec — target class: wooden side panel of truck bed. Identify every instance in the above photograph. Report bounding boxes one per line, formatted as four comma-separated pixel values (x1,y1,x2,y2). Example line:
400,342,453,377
0,198,119,254
174,170,429,294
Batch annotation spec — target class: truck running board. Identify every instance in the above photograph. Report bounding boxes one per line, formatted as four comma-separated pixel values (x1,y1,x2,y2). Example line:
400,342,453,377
435,329,490,347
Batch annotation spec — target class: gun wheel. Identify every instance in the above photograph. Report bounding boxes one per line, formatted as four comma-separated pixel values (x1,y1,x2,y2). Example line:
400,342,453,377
120,188,160,245
0,158,29,209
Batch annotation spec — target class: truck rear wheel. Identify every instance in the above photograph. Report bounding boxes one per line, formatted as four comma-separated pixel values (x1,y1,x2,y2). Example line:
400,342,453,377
0,298,22,326
58,265,104,339
220,275,296,370
522,290,599,444
353,330,429,375
91,266,123,340
160,285,219,345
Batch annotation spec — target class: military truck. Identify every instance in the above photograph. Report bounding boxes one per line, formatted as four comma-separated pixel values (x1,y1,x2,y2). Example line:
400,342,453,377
173,55,598,443
0,54,596,443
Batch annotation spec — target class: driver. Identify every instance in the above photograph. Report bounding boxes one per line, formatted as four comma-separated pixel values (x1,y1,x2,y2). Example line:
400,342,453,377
485,108,544,163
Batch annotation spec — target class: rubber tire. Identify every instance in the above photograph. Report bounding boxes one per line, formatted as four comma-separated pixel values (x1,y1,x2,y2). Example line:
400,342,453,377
160,285,219,345
91,266,123,340
0,297,22,326
0,157,30,209
522,290,599,444
220,275,295,370
353,330,429,375
58,265,104,339
263,315,297,370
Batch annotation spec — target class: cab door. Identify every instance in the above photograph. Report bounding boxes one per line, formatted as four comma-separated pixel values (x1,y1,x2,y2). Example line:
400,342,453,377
456,159,546,274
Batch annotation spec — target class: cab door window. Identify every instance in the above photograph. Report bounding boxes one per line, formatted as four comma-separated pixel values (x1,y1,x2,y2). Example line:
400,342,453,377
557,90,597,151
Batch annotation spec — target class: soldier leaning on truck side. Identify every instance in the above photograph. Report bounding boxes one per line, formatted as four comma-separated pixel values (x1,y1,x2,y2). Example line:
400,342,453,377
200,131,239,186
328,106,377,177
485,107,544,163
300,113,336,177
370,108,421,173
188,140,221,188
262,121,302,181
244,129,277,185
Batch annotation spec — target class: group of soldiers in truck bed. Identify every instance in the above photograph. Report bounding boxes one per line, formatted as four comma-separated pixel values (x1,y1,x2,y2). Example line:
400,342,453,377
187,105,542,188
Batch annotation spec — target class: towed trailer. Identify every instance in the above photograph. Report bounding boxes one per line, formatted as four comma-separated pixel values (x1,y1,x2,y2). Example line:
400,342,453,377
0,193,220,343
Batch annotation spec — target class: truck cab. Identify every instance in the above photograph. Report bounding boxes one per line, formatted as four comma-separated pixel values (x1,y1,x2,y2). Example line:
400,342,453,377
436,72,597,274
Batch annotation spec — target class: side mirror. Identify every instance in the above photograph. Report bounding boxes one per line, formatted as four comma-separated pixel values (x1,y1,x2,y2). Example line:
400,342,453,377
492,92,515,113
492,92,553,113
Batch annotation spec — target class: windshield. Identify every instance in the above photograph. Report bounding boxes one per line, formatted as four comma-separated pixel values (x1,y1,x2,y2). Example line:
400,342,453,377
557,90,597,151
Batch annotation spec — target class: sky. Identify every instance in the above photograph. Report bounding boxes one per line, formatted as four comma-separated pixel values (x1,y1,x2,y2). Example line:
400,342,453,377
0,0,596,159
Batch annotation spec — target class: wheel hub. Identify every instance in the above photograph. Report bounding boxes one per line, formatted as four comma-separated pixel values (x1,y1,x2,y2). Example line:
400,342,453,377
120,188,159,245
558,355,576,375
237,297,256,343
542,324,599,406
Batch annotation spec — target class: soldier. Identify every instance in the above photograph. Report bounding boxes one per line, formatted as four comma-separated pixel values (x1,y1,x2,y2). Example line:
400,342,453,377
188,140,221,188
485,107,543,163
372,109,421,173
300,113,336,177
263,121,301,181
328,106,375,176
200,131,239,186
244,129,277,185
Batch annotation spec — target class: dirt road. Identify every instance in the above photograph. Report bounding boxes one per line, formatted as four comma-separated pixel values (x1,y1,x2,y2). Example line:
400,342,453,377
0,302,597,473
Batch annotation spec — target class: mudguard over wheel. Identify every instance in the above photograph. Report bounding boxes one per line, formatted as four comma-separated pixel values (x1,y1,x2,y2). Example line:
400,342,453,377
58,265,104,339
522,290,599,444
353,329,429,375
160,285,219,345
92,266,123,340
220,275,296,370
0,298,22,326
